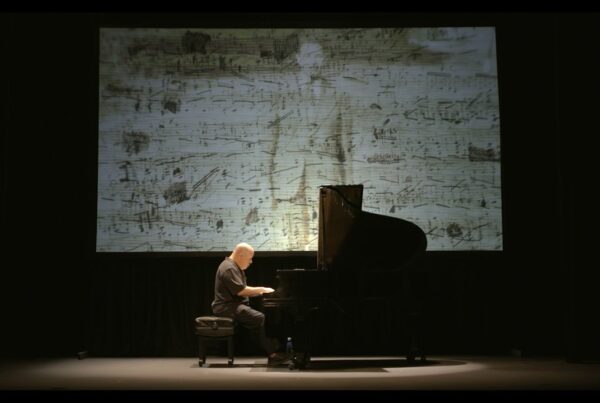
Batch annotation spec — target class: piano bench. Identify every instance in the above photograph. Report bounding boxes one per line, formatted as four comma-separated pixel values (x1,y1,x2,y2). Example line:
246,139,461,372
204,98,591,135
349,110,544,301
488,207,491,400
195,316,235,367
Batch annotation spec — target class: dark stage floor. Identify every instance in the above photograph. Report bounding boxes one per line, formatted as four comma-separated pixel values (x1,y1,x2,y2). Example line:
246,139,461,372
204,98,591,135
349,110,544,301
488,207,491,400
1,355,600,391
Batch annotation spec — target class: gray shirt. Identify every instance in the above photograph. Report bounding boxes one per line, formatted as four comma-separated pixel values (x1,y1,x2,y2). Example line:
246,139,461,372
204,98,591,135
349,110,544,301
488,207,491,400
211,257,249,314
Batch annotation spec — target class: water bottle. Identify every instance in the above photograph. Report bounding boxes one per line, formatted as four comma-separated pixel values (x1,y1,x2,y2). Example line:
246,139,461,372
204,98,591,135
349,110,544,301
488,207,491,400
286,337,294,354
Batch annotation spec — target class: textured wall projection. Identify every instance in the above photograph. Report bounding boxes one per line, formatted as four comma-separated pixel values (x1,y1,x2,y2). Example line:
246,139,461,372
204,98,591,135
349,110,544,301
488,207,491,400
97,28,502,252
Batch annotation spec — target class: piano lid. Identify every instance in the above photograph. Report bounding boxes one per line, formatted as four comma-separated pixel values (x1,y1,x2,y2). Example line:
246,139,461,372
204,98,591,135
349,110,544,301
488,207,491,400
317,185,427,272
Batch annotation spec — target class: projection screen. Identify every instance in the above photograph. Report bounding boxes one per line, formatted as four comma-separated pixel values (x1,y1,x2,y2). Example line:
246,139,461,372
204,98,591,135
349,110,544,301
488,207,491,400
97,27,502,252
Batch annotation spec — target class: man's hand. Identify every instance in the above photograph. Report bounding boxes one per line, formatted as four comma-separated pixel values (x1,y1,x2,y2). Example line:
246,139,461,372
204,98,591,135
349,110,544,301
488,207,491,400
238,286,275,297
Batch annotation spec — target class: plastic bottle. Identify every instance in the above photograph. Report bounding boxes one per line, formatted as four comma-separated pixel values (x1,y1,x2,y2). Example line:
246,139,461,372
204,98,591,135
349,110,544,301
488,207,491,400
286,337,294,354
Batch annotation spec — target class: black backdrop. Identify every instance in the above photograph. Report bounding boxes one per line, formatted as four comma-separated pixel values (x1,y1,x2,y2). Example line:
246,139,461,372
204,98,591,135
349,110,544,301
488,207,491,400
2,12,598,361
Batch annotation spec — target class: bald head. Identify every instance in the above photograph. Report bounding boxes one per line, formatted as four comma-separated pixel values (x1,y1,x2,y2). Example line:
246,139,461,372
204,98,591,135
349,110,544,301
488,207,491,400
230,242,254,270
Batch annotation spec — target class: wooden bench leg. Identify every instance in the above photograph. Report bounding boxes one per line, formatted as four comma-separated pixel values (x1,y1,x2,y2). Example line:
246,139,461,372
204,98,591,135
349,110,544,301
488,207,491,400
227,336,234,367
198,337,206,366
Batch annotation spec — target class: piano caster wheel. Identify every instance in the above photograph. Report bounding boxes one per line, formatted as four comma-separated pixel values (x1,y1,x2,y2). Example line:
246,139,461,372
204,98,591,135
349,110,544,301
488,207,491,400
227,359,234,367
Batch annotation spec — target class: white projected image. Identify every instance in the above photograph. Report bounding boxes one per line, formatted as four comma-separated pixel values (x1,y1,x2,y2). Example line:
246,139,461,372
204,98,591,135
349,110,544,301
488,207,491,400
97,27,502,252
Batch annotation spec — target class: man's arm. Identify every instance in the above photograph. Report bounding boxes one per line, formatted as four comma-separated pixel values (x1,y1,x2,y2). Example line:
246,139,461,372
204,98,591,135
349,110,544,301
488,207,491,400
237,286,274,297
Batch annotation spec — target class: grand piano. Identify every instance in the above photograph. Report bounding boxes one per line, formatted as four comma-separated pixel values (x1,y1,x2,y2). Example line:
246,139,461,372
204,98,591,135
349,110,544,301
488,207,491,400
263,185,428,369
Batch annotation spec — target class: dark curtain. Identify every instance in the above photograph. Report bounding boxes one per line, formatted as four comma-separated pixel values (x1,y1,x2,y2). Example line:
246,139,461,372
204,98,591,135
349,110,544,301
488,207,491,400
81,253,511,357
85,256,319,357
3,12,599,360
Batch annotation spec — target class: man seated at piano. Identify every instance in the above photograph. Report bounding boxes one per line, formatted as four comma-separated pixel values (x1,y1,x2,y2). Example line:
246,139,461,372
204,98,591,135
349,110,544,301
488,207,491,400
211,242,290,366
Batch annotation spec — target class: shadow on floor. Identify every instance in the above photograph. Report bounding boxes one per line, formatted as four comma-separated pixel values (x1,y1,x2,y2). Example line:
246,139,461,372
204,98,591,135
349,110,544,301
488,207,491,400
194,358,467,372
278,359,464,372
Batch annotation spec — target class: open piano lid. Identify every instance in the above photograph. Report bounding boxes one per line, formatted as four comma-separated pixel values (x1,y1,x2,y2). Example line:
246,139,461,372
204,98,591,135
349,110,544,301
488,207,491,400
317,184,427,272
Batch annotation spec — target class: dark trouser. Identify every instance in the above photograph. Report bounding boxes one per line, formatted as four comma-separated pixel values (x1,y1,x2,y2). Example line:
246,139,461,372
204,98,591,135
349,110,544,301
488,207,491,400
214,303,275,356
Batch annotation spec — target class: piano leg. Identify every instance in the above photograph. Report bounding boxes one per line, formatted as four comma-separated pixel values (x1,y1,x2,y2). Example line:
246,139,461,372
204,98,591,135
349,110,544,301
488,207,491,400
406,311,426,362
288,308,319,370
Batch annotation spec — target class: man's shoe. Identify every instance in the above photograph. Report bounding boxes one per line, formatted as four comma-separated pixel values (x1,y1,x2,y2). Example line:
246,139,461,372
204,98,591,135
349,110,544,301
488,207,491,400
267,352,291,367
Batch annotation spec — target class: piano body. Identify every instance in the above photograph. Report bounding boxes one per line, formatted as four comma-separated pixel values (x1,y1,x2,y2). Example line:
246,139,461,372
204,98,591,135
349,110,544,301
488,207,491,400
262,185,428,369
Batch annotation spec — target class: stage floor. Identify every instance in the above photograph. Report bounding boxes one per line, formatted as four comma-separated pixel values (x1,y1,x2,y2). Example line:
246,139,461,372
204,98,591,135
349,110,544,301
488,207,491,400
1,355,599,391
